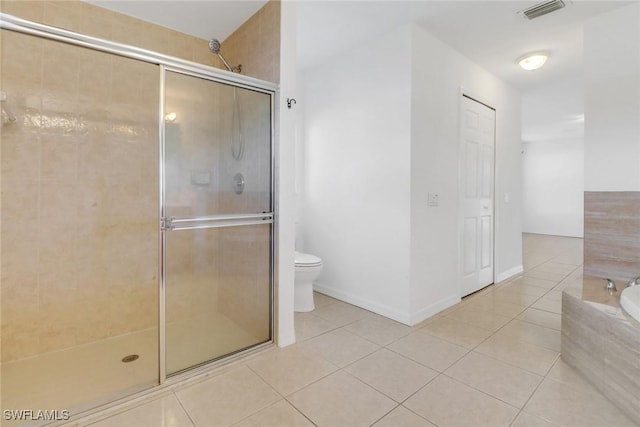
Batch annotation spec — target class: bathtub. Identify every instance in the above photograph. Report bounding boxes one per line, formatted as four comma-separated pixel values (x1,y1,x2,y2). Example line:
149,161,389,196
561,275,640,425
621,285,640,322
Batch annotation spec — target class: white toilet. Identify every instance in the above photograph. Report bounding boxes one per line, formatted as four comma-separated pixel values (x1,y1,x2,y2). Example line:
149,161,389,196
294,251,323,312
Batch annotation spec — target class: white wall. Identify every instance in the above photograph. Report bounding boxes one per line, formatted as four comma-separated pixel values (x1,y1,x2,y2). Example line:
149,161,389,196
521,74,584,239
521,76,584,143
300,23,523,325
522,139,584,238
277,0,296,347
584,3,640,191
301,25,413,321
410,25,523,321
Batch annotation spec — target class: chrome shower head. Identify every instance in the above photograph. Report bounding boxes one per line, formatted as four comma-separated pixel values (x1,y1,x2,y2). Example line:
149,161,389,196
208,38,221,54
207,38,241,73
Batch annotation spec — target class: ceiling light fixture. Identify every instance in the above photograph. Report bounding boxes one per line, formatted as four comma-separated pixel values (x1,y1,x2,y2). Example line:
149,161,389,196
518,52,548,71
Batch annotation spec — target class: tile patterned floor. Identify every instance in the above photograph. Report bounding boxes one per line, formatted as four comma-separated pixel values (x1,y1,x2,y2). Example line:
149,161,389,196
82,234,638,427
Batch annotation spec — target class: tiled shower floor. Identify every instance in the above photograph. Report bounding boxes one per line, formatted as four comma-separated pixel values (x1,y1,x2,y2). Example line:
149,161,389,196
1,313,257,424
12,234,639,426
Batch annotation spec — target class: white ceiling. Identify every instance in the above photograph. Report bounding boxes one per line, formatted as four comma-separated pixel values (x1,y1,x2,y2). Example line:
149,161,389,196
296,1,630,91
295,0,631,142
85,0,634,142
86,0,268,42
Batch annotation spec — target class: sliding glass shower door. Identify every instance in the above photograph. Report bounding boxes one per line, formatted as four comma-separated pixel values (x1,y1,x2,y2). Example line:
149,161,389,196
1,11,277,420
162,69,273,376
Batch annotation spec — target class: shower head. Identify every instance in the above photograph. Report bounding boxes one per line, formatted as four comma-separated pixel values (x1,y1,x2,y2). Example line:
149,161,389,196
208,38,221,55
207,38,241,73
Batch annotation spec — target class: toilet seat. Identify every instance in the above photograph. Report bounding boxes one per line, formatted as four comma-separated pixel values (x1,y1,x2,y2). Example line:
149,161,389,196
295,252,322,267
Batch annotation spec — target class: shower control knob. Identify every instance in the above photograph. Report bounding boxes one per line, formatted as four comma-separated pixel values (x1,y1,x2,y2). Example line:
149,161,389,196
233,173,245,195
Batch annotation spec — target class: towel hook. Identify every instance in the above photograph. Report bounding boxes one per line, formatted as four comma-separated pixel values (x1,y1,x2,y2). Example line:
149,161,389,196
287,98,297,109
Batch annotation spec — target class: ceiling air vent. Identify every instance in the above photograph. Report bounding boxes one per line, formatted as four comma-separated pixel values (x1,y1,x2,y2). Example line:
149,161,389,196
522,0,566,20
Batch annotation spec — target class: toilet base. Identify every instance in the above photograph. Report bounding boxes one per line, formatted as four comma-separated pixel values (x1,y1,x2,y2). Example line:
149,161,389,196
294,281,315,312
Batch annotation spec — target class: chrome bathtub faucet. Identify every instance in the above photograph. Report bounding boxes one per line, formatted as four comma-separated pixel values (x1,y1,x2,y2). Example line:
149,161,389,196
605,278,618,293
627,276,640,288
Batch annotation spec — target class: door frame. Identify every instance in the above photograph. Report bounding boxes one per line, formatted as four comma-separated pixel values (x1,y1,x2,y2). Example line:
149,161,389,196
457,87,497,298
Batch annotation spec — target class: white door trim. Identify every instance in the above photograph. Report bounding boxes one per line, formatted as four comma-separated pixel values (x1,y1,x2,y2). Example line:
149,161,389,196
457,87,497,298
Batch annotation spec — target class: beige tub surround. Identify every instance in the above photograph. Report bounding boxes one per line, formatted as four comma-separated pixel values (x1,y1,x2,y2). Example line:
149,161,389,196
561,275,640,425
576,191,640,424
584,191,640,283
621,284,640,323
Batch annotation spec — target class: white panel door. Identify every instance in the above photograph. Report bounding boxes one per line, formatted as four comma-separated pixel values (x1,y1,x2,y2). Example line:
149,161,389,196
460,95,495,297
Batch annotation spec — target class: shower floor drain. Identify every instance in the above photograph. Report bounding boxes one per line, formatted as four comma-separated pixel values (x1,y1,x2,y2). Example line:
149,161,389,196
121,354,139,363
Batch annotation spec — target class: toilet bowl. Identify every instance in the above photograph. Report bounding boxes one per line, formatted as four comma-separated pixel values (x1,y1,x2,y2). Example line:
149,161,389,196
294,251,323,312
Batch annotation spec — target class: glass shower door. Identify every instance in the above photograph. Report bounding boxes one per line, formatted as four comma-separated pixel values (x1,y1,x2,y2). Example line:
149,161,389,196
162,69,273,376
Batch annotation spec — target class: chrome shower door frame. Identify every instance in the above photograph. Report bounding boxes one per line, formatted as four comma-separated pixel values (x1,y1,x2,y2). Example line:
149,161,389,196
158,65,277,383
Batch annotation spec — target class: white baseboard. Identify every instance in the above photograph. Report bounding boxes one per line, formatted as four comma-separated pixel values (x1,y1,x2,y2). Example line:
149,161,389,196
313,283,412,325
409,294,461,325
277,329,296,347
496,265,524,283
314,283,462,327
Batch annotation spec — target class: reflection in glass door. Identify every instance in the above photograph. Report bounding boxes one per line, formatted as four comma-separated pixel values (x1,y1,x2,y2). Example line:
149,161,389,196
162,69,273,376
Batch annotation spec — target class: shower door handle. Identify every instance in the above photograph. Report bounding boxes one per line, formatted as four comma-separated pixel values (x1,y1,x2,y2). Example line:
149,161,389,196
161,213,273,231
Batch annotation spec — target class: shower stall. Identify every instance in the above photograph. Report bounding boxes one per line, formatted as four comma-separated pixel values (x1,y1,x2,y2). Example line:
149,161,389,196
0,13,276,422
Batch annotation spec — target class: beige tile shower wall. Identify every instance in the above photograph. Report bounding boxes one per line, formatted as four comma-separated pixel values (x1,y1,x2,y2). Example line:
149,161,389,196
216,87,272,339
164,72,226,325
218,225,271,341
0,0,234,362
1,0,276,361
1,30,160,362
584,191,640,283
222,0,281,83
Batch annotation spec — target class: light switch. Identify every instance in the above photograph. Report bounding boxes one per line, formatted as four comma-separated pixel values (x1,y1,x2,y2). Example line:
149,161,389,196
427,192,439,207
504,192,509,204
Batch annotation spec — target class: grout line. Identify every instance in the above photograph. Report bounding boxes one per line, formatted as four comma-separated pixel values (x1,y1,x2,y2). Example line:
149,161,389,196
236,363,321,426
287,400,319,427
383,338,472,375
509,410,524,427
367,403,400,426
173,391,198,427
336,326,385,348
514,359,558,424
397,371,444,412
428,373,523,418
459,304,560,376
400,404,439,426
282,394,319,427
246,353,318,397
